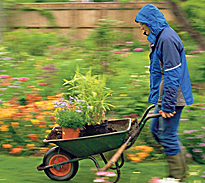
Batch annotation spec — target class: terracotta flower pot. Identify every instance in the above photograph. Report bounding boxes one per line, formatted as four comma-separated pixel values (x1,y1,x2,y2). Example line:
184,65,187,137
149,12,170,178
62,127,80,139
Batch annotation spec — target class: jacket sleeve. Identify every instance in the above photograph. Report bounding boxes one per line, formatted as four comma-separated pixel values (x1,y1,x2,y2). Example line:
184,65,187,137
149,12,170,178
161,38,182,113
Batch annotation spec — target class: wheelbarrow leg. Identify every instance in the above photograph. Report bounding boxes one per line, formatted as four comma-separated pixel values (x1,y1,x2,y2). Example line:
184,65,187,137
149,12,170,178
87,156,100,169
113,161,120,183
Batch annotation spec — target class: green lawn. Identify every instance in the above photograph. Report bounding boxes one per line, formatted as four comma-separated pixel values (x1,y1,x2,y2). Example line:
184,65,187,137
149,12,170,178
0,155,204,183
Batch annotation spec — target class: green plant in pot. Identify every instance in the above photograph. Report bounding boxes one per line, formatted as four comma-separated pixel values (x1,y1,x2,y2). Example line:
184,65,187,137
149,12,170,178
53,97,86,139
63,69,114,136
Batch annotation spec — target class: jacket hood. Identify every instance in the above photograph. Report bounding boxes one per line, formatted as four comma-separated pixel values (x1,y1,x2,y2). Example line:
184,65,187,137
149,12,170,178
135,4,169,44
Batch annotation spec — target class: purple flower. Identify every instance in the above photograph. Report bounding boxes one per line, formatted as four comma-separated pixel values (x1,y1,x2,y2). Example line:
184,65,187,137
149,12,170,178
184,130,193,134
0,88,7,91
198,143,205,147
200,108,205,110
68,100,73,104
201,115,205,117
0,75,9,79
77,100,85,103
186,137,195,139
93,178,105,182
201,175,205,178
69,96,77,101
125,41,133,44
105,172,116,177
192,149,202,153
133,48,143,52
54,105,58,108
75,110,82,113
11,65,19,67
3,57,13,60
180,118,189,121
121,48,130,52
53,101,58,104
196,135,204,138
96,171,107,176
186,153,192,158
185,110,193,112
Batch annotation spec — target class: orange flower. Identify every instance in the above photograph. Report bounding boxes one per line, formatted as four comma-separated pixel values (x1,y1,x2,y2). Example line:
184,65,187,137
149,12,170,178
10,147,22,154
11,122,19,126
40,147,50,152
28,134,39,141
2,144,12,149
26,144,35,149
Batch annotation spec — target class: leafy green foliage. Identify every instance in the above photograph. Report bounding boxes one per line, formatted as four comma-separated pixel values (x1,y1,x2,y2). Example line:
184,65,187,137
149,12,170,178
4,30,57,56
63,69,114,125
179,0,205,37
55,109,84,128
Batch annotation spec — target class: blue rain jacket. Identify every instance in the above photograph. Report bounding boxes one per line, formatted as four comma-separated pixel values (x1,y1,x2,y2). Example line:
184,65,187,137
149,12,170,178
135,4,193,113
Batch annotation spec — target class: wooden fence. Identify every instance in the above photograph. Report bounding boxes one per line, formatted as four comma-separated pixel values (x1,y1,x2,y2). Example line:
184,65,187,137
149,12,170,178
7,1,178,40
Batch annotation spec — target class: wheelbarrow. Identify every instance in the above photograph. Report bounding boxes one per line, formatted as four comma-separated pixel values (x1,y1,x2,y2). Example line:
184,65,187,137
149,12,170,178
37,105,161,182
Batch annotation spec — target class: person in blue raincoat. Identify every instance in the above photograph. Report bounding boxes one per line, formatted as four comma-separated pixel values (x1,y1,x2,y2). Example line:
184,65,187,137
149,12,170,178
135,4,193,181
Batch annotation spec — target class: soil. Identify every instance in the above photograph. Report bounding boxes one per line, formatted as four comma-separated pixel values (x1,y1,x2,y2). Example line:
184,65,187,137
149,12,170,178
45,125,117,140
46,126,62,140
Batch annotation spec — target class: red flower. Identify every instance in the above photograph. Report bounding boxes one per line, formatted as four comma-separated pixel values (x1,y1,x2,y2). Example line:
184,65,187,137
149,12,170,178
37,82,47,86
18,77,29,81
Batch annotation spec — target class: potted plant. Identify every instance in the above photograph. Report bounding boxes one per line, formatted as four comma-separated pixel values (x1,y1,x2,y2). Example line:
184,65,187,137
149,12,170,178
53,97,86,139
63,69,114,136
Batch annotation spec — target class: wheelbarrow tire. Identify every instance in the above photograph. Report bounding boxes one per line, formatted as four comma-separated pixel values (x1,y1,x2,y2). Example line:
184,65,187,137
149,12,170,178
43,147,79,181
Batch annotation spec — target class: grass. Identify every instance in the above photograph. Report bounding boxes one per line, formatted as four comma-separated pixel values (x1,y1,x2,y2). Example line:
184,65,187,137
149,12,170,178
0,155,204,183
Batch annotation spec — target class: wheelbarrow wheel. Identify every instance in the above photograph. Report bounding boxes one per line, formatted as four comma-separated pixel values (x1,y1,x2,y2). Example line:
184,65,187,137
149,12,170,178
43,147,79,181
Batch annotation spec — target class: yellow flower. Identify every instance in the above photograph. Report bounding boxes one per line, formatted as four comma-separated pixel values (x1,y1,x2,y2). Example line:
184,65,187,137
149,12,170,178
25,125,32,127
119,94,128,97
0,124,9,131
30,119,40,125
35,101,44,107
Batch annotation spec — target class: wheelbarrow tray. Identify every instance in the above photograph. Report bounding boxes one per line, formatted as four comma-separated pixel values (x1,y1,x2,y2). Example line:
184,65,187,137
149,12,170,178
43,118,131,157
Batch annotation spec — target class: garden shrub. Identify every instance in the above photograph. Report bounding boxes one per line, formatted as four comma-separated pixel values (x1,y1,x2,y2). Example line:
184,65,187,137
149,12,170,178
179,0,205,37
3,30,58,56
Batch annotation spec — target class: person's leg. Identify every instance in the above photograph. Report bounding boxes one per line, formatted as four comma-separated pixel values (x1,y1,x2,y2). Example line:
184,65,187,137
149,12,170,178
158,106,184,155
151,106,188,181
158,106,188,181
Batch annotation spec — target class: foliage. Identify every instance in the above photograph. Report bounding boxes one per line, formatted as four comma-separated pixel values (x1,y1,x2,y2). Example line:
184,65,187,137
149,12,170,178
179,0,205,37
181,128,205,164
0,15,204,161
63,69,114,125
53,97,86,128
3,30,58,57
179,104,205,164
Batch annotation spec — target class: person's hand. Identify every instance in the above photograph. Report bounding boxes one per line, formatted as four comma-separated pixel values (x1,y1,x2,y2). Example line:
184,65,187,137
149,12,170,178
159,110,176,118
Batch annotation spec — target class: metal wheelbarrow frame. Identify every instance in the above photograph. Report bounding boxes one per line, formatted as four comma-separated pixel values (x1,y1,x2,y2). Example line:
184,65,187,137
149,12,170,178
37,105,160,182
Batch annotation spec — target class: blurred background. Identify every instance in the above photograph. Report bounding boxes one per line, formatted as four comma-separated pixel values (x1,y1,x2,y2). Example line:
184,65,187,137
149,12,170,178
0,0,204,182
